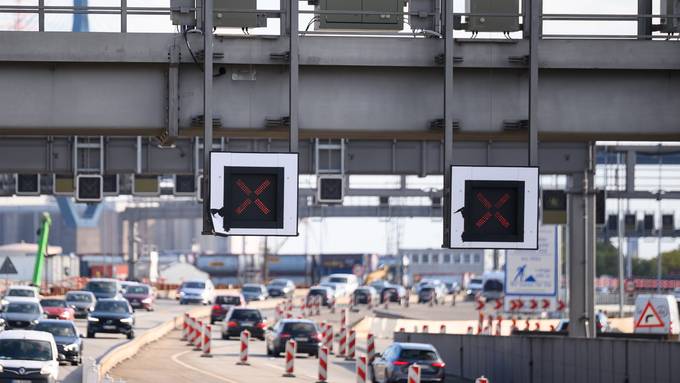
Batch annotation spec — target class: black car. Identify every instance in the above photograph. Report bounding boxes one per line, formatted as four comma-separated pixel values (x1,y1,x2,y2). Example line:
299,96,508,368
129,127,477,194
266,319,322,357
1,300,43,329
87,299,135,339
371,342,446,383
34,319,83,366
222,308,267,340
267,279,296,298
306,286,334,307
380,284,407,304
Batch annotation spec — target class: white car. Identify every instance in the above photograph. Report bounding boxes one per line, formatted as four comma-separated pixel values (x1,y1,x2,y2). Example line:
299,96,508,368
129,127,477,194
179,279,215,305
326,273,359,295
0,330,60,382
2,285,40,307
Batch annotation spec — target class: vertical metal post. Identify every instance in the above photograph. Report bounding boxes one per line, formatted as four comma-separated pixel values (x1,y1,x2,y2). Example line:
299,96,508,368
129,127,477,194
121,0,127,33
202,0,214,235
280,0,288,36
528,0,540,166
585,143,596,337
616,153,624,317
127,221,137,281
289,0,299,153
522,0,530,38
442,0,454,247
38,0,45,31
656,150,663,292
637,0,652,40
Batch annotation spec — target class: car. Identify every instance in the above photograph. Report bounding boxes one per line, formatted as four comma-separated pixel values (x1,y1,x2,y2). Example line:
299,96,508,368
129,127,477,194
123,284,155,311
555,312,610,333
178,279,215,305
241,284,268,302
65,291,96,319
444,281,461,295
266,319,322,357
319,282,344,299
1,298,43,329
87,298,135,339
0,330,60,383
84,278,122,300
211,295,245,324
40,299,75,320
370,342,446,383
353,286,379,305
1,285,40,307
120,281,138,293
267,279,296,298
326,273,359,295
379,284,407,304
221,307,267,340
417,285,445,304
34,319,83,366
481,278,504,302
307,286,335,307
465,278,484,300
369,280,391,292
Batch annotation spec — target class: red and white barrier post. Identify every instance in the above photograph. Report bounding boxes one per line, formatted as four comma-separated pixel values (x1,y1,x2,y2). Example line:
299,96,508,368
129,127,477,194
366,333,375,362
467,326,474,335
345,329,356,360
475,376,489,383
181,313,189,341
186,316,195,346
408,364,421,383
422,325,429,333
193,320,203,350
399,327,405,333
283,339,296,377
495,316,503,336
338,309,347,357
325,324,334,354
440,324,446,334
201,324,212,357
237,329,250,365
477,313,484,335
317,346,328,383
355,355,367,383
316,296,322,315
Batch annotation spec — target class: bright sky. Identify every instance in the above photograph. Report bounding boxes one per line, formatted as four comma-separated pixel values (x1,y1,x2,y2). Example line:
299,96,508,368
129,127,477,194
0,0,677,259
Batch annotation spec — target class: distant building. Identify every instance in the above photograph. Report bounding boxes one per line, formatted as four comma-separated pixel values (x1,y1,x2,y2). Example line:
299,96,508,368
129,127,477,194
159,262,209,285
398,248,501,286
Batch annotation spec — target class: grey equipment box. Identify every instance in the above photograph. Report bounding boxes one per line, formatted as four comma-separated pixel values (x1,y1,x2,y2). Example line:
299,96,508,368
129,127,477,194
409,0,439,31
316,0,405,30
661,0,680,33
465,0,520,33
213,0,267,28
170,0,197,27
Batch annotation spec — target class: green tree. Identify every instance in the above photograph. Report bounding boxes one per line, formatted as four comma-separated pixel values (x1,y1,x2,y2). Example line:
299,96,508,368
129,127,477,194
596,242,619,277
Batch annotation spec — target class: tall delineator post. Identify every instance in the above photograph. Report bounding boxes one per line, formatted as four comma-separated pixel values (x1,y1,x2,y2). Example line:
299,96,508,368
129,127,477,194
567,144,597,338
202,0,214,235
442,0,454,247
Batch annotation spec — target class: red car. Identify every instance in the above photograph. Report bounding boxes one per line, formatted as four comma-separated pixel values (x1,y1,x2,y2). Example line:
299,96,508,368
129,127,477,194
124,284,155,311
40,299,75,320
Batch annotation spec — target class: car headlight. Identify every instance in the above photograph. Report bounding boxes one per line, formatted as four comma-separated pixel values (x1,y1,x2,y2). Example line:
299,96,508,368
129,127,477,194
120,317,134,324
64,343,78,352
87,316,99,322
0,299,7,306
179,291,186,297
142,297,152,304
39,366,52,375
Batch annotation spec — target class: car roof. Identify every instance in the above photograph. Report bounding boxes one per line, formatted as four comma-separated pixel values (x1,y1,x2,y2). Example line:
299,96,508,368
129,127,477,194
394,342,437,351
184,279,208,283
96,298,127,303
0,330,54,342
66,290,95,296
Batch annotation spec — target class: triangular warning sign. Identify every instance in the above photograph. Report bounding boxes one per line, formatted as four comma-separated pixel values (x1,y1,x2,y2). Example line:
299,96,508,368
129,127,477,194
635,301,665,328
0,258,18,275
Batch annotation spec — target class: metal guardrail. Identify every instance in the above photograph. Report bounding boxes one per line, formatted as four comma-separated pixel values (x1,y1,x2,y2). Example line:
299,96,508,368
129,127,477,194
0,3,677,40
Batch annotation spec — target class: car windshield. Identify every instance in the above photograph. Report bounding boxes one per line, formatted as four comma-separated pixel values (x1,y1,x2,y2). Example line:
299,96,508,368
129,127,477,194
399,349,438,361
230,310,261,321
6,302,40,314
329,277,348,284
470,279,483,285
270,280,288,286
484,280,503,292
0,339,52,361
320,284,336,291
126,286,149,294
34,322,76,337
7,289,34,297
66,293,92,302
95,301,129,313
242,286,261,293
356,289,370,294
183,282,205,289
40,300,66,308
216,296,241,305
86,281,116,293
309,289,326,295
282,322,316,335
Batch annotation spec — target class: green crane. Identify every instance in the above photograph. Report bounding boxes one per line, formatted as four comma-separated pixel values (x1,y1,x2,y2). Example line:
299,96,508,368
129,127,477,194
31,212,52,287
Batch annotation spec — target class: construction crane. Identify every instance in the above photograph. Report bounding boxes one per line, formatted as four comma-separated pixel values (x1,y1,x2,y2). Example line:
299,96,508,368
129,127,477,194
31,212,51,287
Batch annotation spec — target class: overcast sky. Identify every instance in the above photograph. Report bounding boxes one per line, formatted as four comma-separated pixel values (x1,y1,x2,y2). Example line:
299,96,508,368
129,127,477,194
0,0,677,259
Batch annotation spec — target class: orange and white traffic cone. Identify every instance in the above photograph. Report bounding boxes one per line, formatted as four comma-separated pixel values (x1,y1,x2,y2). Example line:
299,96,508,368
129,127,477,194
236,329,250,365
283,339,296,377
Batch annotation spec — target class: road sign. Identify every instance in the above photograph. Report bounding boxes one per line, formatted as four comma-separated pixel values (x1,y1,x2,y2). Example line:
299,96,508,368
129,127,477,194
449,166,539,249
210,152,298,236
0,257,18,275
504,225,559,312
634,294,679,335
624,279,636,294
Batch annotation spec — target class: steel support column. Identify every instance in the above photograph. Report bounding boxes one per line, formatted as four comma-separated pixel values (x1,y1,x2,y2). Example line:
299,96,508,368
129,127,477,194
289,0,299,153
442,0,454,247
638,0,653,40
567,146,596,338
528,0,540,166
202,0,214,234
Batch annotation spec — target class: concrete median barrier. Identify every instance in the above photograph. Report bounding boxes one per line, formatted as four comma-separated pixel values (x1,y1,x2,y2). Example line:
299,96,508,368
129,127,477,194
84,306,211,383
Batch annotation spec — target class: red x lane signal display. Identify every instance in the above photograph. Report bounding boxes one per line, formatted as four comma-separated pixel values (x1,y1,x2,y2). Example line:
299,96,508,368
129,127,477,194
223,167,284,230
462,180,525,243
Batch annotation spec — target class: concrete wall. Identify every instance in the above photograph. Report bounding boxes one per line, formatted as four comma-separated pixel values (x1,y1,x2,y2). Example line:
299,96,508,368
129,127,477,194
394,332,680,383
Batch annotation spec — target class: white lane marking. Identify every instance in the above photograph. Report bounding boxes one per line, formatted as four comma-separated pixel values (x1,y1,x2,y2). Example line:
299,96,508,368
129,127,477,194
170,350,239,383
